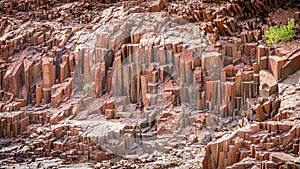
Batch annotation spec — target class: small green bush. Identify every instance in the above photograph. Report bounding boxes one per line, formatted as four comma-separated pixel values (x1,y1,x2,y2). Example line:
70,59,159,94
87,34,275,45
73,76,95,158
265,18,297,46
83,83,90,96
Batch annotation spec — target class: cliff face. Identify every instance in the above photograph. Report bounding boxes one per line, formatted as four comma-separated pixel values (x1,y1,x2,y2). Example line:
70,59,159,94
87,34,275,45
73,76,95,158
0,0,300,168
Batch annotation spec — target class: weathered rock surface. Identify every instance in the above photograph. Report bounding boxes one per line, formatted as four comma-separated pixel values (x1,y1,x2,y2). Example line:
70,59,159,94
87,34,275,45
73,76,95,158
0,0,299,168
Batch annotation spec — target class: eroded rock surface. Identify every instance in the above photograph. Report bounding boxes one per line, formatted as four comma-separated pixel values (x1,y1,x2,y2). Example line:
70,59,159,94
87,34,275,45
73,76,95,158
0,0,300,168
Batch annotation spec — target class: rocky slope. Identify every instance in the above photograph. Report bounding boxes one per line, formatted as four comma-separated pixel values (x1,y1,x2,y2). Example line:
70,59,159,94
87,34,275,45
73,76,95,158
0,0,299,168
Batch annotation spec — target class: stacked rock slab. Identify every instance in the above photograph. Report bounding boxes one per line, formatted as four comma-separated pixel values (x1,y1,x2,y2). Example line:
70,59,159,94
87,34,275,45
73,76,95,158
203,121,300,169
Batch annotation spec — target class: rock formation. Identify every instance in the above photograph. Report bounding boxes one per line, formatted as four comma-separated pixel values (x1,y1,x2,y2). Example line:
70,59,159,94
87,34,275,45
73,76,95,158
0,0,299,168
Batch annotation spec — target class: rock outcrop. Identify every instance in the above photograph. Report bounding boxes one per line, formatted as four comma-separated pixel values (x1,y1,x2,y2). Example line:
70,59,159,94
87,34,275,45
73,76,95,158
0,0,299,168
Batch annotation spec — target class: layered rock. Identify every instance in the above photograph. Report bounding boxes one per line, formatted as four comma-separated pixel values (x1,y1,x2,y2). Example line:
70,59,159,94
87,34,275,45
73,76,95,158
0,0,299,168
203,121,300,169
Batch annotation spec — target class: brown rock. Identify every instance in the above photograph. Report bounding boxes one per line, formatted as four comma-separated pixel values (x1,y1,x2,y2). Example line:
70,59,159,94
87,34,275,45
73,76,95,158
268,55,284,81
42,57,56,88
254,104,265,122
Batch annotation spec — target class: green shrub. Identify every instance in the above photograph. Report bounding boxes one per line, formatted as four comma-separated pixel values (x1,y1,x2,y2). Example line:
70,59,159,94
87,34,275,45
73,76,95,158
83,83,90,96
265,18,297,46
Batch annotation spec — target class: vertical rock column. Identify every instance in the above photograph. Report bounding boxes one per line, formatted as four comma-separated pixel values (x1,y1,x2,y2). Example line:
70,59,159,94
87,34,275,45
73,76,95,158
36,86,42,105
59,55,70,83
194,67,203,110
42,57,56,104
202,51,223,114
84,48,91,83
4,62,24,97
24,60,33,105
42,57,56,88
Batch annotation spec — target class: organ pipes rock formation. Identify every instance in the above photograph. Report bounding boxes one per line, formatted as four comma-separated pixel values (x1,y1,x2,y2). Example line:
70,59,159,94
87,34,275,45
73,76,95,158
0,0,300,168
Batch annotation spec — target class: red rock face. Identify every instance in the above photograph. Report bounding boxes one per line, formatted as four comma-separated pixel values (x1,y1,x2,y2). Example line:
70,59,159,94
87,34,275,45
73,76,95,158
0,0,299,168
